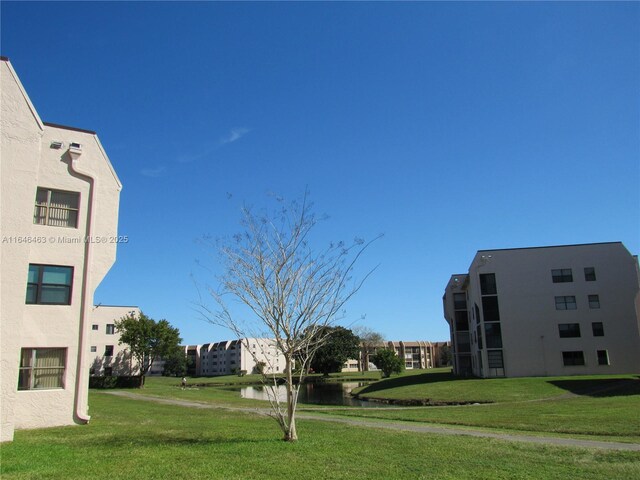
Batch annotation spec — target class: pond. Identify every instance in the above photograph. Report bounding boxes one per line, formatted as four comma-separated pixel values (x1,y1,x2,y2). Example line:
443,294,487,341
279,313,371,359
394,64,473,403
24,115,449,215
238,381,393,408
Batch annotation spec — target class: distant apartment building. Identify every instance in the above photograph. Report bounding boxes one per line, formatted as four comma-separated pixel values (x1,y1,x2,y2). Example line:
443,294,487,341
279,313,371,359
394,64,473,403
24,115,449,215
443,242,640,378
1,58,122,441
192,338,285,376
90,305,140,376
342,340,449,372
388,341,434,369
342,358,361,372
430,341,452,368
185,344,201,376
90,306,166,377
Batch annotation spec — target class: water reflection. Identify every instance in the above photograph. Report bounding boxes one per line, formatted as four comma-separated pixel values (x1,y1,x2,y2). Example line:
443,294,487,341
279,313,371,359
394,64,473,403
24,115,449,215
240,381,392,408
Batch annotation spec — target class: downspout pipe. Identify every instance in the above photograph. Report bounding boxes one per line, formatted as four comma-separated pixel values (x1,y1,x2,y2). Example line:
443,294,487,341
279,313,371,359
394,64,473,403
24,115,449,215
68,146,95,424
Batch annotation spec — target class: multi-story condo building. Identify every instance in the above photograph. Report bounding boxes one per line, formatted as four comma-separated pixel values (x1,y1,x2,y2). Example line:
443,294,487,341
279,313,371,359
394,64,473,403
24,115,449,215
443,242,640,378
1,58,122,441
185,344,201,376
431,341,452,368
342,340,448,372
193,338,285,376
388,341,434,370
90,305,141,376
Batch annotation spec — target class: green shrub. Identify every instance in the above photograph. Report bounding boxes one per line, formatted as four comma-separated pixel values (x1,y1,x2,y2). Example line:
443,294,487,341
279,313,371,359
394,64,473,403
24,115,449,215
89,376,141,389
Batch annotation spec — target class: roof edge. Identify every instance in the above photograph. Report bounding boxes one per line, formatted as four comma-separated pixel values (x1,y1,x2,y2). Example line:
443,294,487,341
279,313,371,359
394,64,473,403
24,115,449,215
93,305,140,309
44,122,96,135
477,241,623,253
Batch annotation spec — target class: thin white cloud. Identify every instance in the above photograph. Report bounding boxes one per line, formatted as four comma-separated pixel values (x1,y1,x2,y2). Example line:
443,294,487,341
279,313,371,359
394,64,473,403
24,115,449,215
220,127,250,145
140,166,167,178
176,127,251,163
177,149,212,164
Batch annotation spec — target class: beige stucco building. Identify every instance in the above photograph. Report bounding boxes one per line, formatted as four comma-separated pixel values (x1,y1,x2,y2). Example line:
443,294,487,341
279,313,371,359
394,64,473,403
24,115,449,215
90,305,141,376
1,58,122,441
187,338,286,376
443,242,640,378
388,341,434,370
342,340,450,372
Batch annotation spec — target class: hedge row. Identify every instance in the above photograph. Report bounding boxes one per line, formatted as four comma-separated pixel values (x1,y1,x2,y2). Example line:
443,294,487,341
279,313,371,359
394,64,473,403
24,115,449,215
89,376,141,389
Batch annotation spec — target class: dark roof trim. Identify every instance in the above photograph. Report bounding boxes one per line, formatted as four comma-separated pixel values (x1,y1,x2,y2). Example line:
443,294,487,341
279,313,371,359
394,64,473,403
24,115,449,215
94,305,140,308
1,56,9,62
477,241,622,253
44,121,96,135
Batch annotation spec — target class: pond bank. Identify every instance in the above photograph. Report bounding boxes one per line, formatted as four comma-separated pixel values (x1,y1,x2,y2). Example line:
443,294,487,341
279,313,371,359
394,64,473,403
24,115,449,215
350,394,492,406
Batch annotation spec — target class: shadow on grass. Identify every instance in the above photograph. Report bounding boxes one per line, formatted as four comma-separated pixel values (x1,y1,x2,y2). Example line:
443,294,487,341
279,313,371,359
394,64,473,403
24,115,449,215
356,372,458,396
81,431,276,447
547,377,640,397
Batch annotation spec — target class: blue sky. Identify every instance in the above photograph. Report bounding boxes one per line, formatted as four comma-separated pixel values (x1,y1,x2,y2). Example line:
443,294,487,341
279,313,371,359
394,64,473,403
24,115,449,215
2,2,638,345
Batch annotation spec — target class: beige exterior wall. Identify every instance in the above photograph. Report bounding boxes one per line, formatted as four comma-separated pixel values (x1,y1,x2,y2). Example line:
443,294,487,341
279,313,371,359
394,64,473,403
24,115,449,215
196,338,285,376
388,341,434,370
342,340,440,373
1,58,121,441
341,359,360,372
431,341,452,368
89,306,140,376
444,242,640,378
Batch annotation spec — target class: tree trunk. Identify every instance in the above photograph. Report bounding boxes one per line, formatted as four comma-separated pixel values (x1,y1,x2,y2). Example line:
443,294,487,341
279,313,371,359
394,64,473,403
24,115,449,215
284,357,298,442
139,374,145,388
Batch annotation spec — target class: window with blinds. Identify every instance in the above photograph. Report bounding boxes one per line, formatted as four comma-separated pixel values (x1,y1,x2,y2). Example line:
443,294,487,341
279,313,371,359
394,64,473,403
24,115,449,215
26,264,73,305
33,188,79,228
18,348,66,390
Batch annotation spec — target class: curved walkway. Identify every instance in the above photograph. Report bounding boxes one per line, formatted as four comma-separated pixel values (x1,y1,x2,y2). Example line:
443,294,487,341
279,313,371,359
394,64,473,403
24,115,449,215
103,391,640,452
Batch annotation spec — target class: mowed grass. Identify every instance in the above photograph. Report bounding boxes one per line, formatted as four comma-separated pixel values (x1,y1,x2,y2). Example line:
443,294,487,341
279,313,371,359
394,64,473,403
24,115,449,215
2,391,639,480
352,368,638,403
115,371,640,442
128,375,267,407
330,370,640,442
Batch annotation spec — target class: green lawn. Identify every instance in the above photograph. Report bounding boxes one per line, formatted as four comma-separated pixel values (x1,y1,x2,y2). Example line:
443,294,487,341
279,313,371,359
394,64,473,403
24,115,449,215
352,368,639,403
111,371,640,442
320,370,640,442
1,390,639,480
129,375,267,407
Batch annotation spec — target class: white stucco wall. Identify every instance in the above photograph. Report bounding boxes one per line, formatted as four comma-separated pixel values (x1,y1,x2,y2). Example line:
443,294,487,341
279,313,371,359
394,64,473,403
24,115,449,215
1,59,121,441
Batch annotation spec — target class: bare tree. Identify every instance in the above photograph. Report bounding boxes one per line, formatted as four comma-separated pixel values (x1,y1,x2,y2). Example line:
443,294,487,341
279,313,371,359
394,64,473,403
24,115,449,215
354,326,385,373
198,194,379,442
